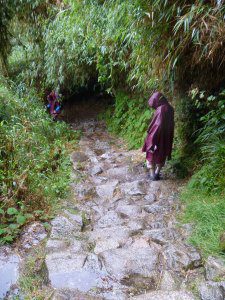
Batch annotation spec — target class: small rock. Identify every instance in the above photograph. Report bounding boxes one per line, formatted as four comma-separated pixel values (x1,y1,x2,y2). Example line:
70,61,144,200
95,211,123,229
91,165,103,176
63,210,83,226
89,226,130,246
160,271,179,291
99,244,160,282
199,281,225,300
71,151,88,162
144,194,157,204
144,228,178,246
0,247,20,299
205,256,225,281
50,216,82,239
96,180,118,199
19,222,47,251
46,240,68,253
106,166,129,180
116,204,142,218
94,239,120,254
164,243,202,272
144,204,164,214
132,290,195,300
120,180,145,196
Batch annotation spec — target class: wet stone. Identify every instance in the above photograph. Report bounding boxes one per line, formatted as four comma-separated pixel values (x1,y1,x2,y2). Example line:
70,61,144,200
99,243,160,283
94,239,120,254
89,226,130,246
132,290,195,300
0,246,20,299
199,281,225,300
91,165,103,176
63,209,83,226
120,180,145,196
205,256,225,281
164,243,202,272
144,194,157,204
46,240,68,254
52,289,103,300
96,180,118,199
116,204,142,218
106,166,129,181
159,270,179,291
50,216,82,239
143,228,178,246
95,211,124,229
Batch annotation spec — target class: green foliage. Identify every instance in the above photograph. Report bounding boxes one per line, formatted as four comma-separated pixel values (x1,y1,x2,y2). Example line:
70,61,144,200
0,78,78,244
181,189,225,257
188,90,225,194
105,91,153,149
181,90,225,257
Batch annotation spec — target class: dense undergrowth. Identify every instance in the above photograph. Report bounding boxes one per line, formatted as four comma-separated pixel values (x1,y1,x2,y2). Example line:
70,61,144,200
0,0,225,256
0,78,78,244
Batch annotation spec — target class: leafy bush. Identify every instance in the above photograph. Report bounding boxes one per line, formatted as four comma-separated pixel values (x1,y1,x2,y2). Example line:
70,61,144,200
105,91,153,149
188,90,225,194
0,79,78,243
181,90,225,257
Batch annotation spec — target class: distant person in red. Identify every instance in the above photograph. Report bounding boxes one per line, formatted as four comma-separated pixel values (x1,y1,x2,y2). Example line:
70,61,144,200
142,91,174,180
47,90,61,120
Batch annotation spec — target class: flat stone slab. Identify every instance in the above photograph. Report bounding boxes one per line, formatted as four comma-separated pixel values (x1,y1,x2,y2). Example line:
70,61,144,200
99,242,160,283
89,226,131,246
94,238,120,254
199,281,225,300
46,251,112,293
132,290,195,300
50,216,82,239
116,204,142,218
95,211,124,229
143,228,178,246
164,243,202,272
0,246,20,299
96,180,118,199
205,256,225,281
120,180,146,196
106,166,129,180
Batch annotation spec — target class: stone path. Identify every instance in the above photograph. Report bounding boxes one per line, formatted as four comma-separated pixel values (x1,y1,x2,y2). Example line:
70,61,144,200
44,118,224,300
1,116,225,299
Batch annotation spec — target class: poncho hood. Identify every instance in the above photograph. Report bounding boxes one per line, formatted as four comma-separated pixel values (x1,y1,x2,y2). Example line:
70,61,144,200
148,91,167,109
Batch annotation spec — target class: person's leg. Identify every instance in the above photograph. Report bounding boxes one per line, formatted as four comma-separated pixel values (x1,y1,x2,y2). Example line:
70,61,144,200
154,164,162,180
147,161,155,178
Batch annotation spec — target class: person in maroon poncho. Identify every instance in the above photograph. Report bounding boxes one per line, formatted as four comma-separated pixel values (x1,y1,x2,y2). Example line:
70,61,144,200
47,90,61,120
142,91,174,180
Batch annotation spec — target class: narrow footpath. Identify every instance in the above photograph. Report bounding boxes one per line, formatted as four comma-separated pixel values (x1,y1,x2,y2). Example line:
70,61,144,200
45,115,205,300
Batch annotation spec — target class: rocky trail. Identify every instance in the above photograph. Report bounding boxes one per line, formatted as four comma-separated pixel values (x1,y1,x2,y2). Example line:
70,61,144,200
1,112,225,300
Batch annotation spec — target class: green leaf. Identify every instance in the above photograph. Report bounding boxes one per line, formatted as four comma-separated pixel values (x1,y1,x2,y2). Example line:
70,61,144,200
0,208,4,215
16,215,27,225
7,207,18,215
9,224,19,230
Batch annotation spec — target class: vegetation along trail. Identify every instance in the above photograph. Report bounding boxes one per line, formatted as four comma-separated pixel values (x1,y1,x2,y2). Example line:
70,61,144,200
2,101,224,300
1,0,225,299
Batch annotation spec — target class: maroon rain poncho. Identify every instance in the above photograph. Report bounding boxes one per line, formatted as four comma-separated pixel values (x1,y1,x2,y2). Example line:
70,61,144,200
142,92,174,165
